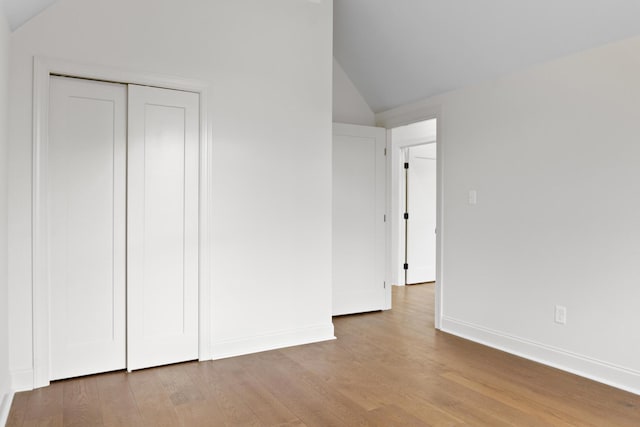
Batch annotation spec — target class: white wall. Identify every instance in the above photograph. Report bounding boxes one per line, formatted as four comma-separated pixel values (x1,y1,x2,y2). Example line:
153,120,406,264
378,36,640,394
0,0,11,417
9,0,334,390
333,58,375,126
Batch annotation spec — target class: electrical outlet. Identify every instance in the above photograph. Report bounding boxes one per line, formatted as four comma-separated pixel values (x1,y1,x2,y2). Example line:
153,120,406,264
468,190,478,205
555,305,567,325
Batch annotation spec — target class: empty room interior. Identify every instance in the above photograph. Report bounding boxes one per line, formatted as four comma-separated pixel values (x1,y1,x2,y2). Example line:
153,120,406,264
0,0,639,426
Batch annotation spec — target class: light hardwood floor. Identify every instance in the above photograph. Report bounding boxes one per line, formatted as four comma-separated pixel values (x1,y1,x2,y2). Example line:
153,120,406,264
7,284,640,426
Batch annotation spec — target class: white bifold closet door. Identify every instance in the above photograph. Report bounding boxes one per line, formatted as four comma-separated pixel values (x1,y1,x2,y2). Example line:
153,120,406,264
49,77,128,380
49,76,199,379
127,85,200,371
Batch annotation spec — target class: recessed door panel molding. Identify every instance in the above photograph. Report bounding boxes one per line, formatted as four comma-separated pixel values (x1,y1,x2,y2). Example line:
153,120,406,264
49,76,127,380
127,85,200,371
332,123,386,316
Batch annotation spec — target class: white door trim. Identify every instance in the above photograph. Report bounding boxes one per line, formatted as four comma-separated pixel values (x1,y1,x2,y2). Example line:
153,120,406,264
377,107,444,330
32,56,213,388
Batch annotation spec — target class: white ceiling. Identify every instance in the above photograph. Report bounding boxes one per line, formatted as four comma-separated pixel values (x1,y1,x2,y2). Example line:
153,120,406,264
2,0,55,30
335,0,640,112
5,1,640,114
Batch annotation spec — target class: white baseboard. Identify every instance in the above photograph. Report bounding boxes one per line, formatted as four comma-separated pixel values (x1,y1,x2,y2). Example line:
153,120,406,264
441,316,640,396
1,391,15,427
212,323,335,360
10,369,33,392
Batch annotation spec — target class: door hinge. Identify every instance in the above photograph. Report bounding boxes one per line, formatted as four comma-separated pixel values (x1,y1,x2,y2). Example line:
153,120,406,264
404,162,409,169
404,212,409,220
384,214,387,222
384,148,387,156
384,281,386,289
404,263,409,270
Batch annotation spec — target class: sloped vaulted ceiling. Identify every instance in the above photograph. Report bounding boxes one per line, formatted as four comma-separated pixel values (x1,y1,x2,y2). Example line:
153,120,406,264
3,0,56,30
334,0,640,112
6,0,640,113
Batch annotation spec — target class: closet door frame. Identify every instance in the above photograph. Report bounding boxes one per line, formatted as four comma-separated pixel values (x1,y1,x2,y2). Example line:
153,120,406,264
32,56,213,389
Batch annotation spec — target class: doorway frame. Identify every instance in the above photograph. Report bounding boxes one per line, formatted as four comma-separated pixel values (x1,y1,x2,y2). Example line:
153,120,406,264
32,56,212,388
395,139,437,287
378,105,443,329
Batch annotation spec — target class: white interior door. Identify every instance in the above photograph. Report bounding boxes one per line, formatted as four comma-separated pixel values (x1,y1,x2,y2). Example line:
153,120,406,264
332,123,386,316
406,144,437,284
127,85,200,371
49,76,127,380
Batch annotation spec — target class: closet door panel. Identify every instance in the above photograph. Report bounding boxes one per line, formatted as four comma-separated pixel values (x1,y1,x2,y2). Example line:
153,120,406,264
127,85,200,371
49,76,127,380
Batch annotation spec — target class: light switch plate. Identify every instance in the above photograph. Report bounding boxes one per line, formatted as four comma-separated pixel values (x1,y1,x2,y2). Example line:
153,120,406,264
555,305,567,325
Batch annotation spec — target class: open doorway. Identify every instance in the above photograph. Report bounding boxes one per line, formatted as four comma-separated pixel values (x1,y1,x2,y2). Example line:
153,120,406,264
403,143,437,285
390,119,437,286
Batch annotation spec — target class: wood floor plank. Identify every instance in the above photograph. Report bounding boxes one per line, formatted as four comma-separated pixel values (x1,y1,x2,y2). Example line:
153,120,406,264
274,421,307,427
209,357,301,426
237,352,366,427
366,404,431,427
95,371,144,427
173,398,228,427
127,369,181,427
281,341,465,426
22,382,63,423
441,369,598,426
186,360,263,426
61,377,104,427
21,415,63,427
155,362,205,407
8,284,640,426
6,391,29,427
